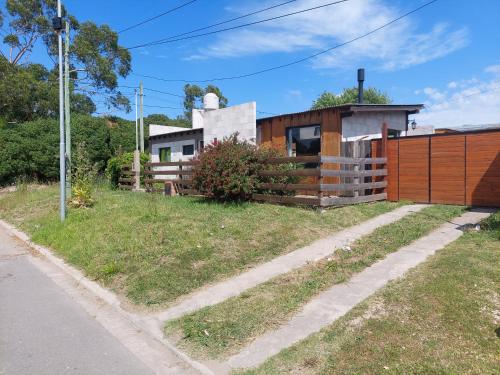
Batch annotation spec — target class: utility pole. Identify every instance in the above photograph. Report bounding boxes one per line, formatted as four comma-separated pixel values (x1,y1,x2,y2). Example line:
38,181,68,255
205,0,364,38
139,82,144,153
55,0,66,221
64,21,71,198
135,88,139,151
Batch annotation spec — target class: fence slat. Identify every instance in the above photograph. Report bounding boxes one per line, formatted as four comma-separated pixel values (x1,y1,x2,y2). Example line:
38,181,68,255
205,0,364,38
257,169,321,177
320,193,387,206
266,156,321,164
321,169,387,177
321,156,387,165
321,181,387,191
143,170,195,176
145,161,198,167
258,183,321,191
252,194,321,206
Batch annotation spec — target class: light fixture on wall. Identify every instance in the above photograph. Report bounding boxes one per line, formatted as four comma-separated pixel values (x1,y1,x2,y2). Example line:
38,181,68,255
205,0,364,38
410,119,417,130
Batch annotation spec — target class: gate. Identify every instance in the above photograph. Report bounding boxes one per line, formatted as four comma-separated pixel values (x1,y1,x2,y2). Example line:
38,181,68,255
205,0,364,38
384,129,500,207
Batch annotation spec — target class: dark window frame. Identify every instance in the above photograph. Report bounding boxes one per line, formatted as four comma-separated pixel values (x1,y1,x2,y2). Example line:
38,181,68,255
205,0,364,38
183,144,195,156
286,124,322,157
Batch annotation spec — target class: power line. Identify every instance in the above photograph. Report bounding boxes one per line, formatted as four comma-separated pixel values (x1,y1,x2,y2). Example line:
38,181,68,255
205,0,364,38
143,104,184,110
127,0,349,50
118,0,201,34
143,87,184,98
117,85,184,98
132,0,439,84
126,0,299,49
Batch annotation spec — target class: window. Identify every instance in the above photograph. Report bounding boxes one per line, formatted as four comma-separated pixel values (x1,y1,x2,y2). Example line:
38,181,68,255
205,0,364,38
388,129,401,138
159,147,171,162
286,125,321,157
198,140,204,151
183,144,194,156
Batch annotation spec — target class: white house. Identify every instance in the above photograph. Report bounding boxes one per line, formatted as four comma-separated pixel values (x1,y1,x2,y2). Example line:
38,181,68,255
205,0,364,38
149,94,257,179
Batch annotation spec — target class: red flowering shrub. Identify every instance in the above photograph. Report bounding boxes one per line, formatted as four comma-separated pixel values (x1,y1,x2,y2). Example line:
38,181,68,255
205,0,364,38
193,134,283,201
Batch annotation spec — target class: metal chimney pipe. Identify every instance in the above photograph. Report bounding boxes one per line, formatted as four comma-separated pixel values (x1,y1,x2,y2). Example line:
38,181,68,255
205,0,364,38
357,68,365,104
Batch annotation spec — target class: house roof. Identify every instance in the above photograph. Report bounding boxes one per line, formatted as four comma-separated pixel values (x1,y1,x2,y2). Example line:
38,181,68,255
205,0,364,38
149,127,202,141
257,103,424,122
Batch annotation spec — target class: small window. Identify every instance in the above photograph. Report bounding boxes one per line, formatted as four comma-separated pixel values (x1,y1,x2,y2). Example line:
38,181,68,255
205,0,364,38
159,147,171,162
388,129,401,138
183,144,194,156
286,125,321,157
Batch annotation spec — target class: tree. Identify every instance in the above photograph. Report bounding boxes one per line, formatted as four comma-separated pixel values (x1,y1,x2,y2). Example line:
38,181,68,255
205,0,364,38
144,113,190,128
0,0,131,112
0,56,95,123
311,87,391,109
183,84,228,119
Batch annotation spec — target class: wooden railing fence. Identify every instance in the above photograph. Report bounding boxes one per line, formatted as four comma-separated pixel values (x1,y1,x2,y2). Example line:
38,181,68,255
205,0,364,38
118,166,134,190
119,156,387,207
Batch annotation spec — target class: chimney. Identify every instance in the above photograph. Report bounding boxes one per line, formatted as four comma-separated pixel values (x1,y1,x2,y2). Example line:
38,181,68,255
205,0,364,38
357,68,365,104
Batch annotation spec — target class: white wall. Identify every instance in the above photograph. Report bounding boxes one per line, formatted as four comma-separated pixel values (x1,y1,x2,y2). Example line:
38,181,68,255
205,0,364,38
341,111,407,141
150,133,202,180
198,102,257,145
149,124,191,137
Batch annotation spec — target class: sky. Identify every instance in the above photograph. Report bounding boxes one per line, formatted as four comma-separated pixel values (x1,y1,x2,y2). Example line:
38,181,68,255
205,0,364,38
3,0,500,128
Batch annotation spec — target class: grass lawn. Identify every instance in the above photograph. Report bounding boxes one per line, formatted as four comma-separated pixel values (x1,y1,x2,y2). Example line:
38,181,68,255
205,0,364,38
164,205,464,359
0,184,401,307
239,211,500,374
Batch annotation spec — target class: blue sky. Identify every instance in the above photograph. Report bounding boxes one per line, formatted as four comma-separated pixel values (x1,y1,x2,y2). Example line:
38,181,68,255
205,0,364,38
3,0,500,127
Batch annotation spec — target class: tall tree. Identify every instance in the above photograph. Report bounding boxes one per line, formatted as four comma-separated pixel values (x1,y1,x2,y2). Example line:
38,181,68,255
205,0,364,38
311,87,391,109
183,84,228,119
0,56,96,123
0,0,131,112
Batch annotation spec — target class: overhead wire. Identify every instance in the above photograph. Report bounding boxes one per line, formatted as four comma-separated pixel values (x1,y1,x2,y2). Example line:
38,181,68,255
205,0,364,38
118,0,201,34
131,0,440,83
130,0,299,46
127,0,349,49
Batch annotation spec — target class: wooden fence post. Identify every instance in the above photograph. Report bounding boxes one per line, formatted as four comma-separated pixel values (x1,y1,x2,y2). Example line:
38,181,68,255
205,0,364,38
380,123,389,195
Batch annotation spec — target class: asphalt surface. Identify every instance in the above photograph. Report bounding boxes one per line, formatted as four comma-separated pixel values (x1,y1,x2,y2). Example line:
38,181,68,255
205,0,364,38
0,227,154,375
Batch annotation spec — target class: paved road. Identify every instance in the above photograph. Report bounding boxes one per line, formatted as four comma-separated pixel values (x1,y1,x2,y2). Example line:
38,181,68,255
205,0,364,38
0,227,154,375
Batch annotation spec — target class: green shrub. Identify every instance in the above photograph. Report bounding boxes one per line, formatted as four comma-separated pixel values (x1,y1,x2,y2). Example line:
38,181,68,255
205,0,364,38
106,151,149,189
192,134,287,201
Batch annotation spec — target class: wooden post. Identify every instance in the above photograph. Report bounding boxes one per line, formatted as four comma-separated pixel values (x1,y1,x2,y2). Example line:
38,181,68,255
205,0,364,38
353,141,360,198
380,122,389,195
318,155,324,204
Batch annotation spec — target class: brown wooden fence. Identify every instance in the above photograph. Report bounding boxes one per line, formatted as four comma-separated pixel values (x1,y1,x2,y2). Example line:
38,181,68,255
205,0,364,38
118,166,134,190
123,156,388,207
143,161,198,195
384,130,500,207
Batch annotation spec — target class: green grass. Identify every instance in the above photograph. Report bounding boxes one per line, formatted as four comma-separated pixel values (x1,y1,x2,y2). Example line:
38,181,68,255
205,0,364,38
240,211,500,374
164,205,464,359
0,184,401,307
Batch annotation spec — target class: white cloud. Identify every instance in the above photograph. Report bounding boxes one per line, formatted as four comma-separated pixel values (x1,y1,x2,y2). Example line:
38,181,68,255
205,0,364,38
485,64,500,75
187,0,468,71
416,74,500,127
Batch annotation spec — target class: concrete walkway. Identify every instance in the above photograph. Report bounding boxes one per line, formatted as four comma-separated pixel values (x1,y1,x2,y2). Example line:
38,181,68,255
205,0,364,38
227,209,493,370
156,204,428,322
0,228,155,375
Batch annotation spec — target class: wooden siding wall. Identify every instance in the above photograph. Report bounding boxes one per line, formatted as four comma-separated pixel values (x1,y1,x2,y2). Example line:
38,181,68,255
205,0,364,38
257,109,342,189
384,131,500,207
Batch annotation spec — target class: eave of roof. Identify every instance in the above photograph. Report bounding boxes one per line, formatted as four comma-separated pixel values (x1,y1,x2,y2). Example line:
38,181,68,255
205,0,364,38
149,127,203,141
257,103,425,122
